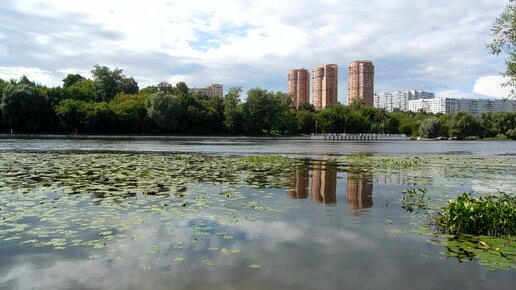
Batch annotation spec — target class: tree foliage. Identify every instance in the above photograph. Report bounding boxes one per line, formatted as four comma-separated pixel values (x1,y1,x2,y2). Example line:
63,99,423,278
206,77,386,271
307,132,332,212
488,0,516,97
418,117,441,138
1,84,50,132
91,65,139,102
62,74,84,88
146,92,183,132
223,87,243,134
0,65,513,138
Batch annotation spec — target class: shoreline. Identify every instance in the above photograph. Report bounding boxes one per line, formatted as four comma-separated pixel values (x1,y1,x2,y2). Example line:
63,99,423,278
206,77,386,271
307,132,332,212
0,133,315,141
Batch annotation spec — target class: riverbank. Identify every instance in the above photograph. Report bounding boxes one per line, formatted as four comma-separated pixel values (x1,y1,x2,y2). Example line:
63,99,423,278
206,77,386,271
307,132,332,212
0,133,415,142
0,133,314,141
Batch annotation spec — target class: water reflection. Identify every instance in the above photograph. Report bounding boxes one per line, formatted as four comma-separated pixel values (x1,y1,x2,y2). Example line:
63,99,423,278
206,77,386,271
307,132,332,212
287,162,373,208
287,168,309,199
310,161,337,205
347,172,373,209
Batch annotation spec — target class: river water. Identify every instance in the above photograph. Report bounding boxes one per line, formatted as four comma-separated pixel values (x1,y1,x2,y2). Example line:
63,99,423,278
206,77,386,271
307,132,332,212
0,139,514,290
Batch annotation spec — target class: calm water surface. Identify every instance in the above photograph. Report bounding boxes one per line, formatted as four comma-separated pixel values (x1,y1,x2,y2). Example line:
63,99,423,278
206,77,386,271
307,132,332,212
0,139,514,290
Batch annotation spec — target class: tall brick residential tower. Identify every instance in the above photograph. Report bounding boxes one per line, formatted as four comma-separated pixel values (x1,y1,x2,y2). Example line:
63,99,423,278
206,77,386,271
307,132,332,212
287,68,309,109
348,61,375,106
311,64,338,110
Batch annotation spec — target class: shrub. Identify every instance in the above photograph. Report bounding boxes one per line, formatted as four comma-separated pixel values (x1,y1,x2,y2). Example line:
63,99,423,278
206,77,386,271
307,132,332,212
435,193,515,236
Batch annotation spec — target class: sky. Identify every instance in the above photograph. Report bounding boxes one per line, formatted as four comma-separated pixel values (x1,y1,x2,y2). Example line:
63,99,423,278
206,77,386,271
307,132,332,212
0,0,512,103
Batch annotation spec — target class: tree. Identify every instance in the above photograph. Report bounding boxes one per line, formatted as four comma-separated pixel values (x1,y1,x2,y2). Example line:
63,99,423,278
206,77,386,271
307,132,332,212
418,117,441,138
119,77,139,94
62,74,84,88
146,92,183,132
63,78,95,102
80,102,117,133
223,87,244,134
175,82,189,96
55,99,86,133
487,0,516,97
242,88,291,135
91,65,140,102
157,82,175,94
1,84,49,132
91,65,123,102
109,93,148,133
448,112,480,139
296,110,315,134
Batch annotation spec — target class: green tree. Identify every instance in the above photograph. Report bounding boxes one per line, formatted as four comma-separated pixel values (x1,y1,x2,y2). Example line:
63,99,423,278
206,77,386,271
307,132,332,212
242,88,291,135
487,0,516,96
492,112,516,136
1,84,49,132
63,78,95,102
62,74,84,88
146,92,183,132
80,102,117,133
109,93,149,133
55,99,87,133
91,65,139,102
175,82,189,96
92,65,124,102
119,77,139,94
223,87,244,134
296,110,315,134
418,117,441,138
448,112,481,139
157,82,175,94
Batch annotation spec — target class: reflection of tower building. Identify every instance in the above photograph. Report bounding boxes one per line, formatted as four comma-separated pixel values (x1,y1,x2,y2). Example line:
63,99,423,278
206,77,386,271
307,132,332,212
288,69,310,109
348,61,375,107
347,172,373,209
311,64,338,111
311,162,337,204
287,168,309,199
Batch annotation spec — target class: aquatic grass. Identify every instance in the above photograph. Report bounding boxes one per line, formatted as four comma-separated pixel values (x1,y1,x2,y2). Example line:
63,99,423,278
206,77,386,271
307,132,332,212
401,188,429,213
435,192,515,237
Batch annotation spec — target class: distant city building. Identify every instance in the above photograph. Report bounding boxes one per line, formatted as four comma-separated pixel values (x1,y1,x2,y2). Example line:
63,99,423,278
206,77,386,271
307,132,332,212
189,84,223,98
287,68,310,109
348,61,375,106
374,90,435,112
311,64,338,110
408,98,516,115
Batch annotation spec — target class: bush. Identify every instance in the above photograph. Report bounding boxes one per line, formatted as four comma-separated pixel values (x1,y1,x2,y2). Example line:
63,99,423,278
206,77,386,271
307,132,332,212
506,129,516,140
435,193,516,236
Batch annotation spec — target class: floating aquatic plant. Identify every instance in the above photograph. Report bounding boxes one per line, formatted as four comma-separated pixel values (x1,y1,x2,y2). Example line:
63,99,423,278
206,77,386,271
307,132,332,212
435,192,515,237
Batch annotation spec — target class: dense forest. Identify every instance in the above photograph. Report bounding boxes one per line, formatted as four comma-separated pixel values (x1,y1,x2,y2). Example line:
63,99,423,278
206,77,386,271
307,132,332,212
0,65,515,139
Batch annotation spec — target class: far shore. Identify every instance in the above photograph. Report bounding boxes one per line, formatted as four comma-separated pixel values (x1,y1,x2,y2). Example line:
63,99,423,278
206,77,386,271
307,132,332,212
0,133,512,142
0,133,314,141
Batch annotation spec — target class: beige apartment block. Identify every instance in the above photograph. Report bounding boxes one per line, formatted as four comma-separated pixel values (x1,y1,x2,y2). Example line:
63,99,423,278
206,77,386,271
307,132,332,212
189,84,223,98
348,61,375,107
311,64,338,110
287,68,310,109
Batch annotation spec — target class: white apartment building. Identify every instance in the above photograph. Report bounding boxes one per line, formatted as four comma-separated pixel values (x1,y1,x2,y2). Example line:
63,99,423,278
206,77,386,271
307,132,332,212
374,90,434,112
408,98,516,115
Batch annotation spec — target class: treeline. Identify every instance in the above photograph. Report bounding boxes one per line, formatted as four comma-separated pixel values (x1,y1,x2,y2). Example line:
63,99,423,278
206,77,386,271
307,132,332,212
0,65,515,139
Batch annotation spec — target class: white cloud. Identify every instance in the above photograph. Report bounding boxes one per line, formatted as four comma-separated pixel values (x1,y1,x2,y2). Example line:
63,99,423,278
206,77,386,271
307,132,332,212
0,66,62,84
0,0,510,100
473,75,513,98
435,89,475,99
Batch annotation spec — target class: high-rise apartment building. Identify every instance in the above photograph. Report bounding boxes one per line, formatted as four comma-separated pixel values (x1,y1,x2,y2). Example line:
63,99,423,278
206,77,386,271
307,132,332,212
287,68,309,109
348,61,375,106
311,64,338,110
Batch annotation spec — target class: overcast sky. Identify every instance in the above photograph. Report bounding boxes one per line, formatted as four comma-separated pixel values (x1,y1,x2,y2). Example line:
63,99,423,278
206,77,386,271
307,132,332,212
0,0,512,102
